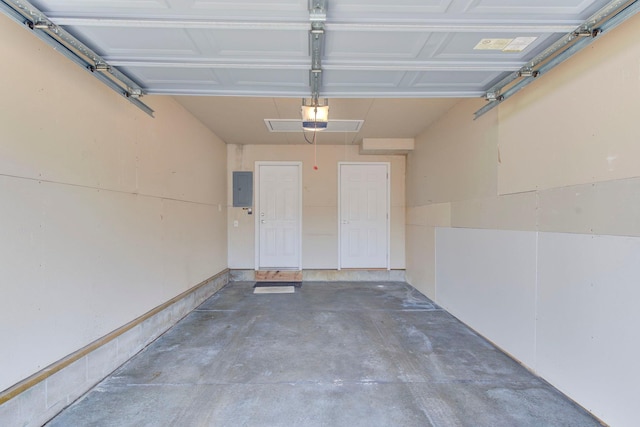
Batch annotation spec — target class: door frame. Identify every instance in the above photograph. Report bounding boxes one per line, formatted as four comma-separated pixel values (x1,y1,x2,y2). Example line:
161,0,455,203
254,161,303,271
337,162,391,270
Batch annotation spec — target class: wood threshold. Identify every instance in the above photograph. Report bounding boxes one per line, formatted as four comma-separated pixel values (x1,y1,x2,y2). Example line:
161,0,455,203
255,270,303,282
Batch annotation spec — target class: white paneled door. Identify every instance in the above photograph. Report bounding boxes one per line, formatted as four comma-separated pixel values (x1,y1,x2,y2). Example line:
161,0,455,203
256,162,301,270
339,163,389,269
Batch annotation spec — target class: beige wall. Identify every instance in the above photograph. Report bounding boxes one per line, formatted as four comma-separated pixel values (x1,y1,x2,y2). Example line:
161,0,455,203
407,12,640,298
406,13,640,427
0,15,227,391
227,144,405,270
498,14,640,195
405,99,498,297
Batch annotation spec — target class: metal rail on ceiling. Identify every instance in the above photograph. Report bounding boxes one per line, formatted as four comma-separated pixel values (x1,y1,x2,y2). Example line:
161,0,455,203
474,0,640,119
308,0,327,103
0,0,154,117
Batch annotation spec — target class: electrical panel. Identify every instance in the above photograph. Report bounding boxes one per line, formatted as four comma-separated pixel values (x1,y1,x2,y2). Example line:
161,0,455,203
232,171,253,207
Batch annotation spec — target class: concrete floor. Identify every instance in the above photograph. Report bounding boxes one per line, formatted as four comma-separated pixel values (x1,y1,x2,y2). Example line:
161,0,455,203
47,281,602,427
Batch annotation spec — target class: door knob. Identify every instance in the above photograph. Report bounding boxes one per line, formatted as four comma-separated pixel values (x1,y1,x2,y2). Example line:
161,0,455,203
261,220,266,224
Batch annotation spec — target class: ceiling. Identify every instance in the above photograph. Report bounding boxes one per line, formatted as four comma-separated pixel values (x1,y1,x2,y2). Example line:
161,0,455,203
25,0,616,145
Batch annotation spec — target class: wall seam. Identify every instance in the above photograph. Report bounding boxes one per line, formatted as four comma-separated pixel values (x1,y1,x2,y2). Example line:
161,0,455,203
534,230,539,373
0,173,220,207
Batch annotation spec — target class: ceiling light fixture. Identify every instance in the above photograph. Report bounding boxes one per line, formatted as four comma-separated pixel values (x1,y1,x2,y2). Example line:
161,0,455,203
301,97,329,131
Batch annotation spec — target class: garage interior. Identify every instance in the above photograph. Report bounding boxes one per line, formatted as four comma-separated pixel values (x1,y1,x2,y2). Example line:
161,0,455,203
1,1,639,426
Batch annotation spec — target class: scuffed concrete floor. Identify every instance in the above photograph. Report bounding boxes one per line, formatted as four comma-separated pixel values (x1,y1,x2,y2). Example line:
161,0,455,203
47,282,603,427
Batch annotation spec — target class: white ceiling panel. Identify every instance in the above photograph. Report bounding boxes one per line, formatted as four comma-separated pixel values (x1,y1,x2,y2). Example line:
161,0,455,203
12,0,630,144
412,70,501,88
209,31,307,58
324,70,407,88
326,31,431,59
432,32,557,61
465,0,601,17
33,0,170,12
68,27,201,57
31,0,310,19
330,0,453,15
190,0,309,20
228,68,309,89
125,67,219,86
29,0,171,19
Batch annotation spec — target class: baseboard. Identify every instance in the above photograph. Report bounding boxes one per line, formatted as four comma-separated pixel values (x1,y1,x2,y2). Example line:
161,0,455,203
0,270,229,427
231,269,406,282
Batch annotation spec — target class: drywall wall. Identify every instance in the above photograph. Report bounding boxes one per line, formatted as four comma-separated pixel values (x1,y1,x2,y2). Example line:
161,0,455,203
406,12,640,427
435,227,538,368
227,144,405,270
405,99,498,298
406,98,497,207
0,14,227,391
407,12,640,235
405,202,451,298
497,11,640,195
537,232,640,427
436,228,640,427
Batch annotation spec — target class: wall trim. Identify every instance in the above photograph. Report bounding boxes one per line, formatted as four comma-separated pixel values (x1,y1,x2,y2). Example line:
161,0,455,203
0,269,229,406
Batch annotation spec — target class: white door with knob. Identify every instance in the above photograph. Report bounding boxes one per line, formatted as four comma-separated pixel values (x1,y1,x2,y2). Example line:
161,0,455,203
339,162,390,269
255,162,302,270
